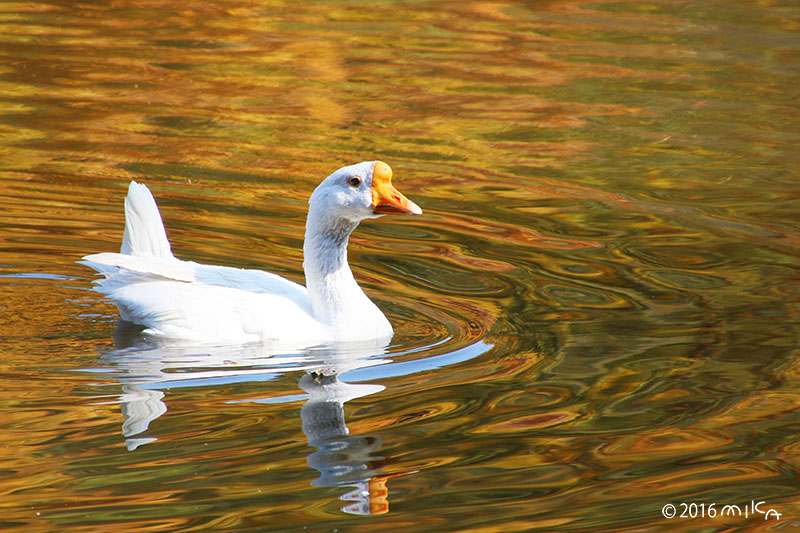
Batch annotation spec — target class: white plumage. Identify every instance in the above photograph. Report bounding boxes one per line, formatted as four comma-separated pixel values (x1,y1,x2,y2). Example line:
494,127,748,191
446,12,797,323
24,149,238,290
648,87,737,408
82,161,421,345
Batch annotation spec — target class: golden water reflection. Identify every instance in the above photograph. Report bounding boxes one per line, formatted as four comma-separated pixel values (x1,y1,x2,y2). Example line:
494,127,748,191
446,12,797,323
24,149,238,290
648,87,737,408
1,0,799,530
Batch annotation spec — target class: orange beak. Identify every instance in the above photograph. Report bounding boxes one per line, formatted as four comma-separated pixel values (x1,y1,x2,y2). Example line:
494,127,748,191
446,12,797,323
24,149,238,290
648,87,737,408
371,161,423,215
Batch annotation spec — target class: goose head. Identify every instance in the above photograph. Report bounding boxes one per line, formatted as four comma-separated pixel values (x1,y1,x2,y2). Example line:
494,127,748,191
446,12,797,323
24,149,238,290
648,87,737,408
308,161,422,224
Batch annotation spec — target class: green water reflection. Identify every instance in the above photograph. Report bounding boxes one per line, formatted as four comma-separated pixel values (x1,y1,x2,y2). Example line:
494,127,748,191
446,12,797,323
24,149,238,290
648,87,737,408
1,0,799,531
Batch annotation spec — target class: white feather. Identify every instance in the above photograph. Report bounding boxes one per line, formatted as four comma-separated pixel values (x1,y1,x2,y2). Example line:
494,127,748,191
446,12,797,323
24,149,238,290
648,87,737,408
121,181,173,259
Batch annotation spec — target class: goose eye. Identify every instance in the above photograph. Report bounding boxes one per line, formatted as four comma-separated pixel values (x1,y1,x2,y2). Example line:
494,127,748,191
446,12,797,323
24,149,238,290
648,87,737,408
347,176,362,187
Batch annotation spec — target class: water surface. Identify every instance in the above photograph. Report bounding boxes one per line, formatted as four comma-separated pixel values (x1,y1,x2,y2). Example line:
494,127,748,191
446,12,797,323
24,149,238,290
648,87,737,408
1,0,799,531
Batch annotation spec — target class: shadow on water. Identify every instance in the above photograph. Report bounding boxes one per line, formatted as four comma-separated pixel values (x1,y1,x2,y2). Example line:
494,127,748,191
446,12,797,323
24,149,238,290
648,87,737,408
97,320,492,516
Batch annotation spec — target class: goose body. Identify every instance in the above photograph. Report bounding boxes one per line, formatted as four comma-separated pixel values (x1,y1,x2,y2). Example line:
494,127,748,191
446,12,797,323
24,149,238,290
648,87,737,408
82,161,421,344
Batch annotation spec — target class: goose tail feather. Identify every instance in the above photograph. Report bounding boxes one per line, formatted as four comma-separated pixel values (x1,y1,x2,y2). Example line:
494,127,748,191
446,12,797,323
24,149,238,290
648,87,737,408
121,181,173,259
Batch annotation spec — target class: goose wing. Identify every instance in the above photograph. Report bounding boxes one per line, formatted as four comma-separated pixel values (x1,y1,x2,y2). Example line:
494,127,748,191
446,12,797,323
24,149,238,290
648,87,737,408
81,254,316,343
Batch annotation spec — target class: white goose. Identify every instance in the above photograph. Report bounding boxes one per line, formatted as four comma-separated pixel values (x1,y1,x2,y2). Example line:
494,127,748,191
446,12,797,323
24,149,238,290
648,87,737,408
82,161,422,345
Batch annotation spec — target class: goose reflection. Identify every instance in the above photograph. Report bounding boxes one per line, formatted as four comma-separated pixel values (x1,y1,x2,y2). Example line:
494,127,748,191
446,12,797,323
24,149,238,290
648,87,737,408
99,321,491,514
103,321,399,514
300,369,391,515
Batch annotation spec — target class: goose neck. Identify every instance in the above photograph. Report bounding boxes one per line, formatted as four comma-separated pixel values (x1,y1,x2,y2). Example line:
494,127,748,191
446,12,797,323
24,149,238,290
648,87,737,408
303,212,363,325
